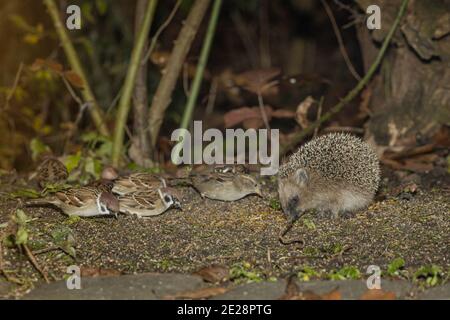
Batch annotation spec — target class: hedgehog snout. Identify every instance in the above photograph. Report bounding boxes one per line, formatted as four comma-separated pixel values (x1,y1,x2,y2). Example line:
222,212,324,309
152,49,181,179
284,195,302,222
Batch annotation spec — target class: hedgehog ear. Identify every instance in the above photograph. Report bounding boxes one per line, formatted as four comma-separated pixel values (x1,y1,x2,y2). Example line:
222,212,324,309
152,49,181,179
294,168,308,187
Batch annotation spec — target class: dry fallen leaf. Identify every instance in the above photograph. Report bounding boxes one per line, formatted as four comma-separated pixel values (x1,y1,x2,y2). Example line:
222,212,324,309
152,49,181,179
194,265,230,283
64,70,84,88
360,289,396,300
163,287,228,300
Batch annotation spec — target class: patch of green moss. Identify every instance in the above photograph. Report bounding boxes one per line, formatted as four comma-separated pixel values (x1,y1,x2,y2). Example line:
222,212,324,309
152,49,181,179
297,266,321,281
269,198,281,211
414,265,443,287
386,257,406,277
230,262,264,284
328,266,361,280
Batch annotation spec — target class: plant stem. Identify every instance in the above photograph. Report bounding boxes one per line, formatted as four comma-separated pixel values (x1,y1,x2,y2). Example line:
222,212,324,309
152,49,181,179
43,0,109,136
180,0,222,130
111,0,158,167
147,0,211,149
281,0,409,155
173,0,222,163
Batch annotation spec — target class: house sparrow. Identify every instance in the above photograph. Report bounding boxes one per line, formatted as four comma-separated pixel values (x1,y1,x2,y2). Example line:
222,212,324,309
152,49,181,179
29,157,68,188
189,168,263,201
118,187,181,218
112,173,167,195
26,186,120,217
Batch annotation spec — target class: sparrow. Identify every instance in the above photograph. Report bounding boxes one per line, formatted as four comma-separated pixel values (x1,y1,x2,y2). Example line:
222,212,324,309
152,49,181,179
112,172,167,195
189,166,263,201
29,157,68,188
26,186,120,217
192,164,249,175
118,187,182,218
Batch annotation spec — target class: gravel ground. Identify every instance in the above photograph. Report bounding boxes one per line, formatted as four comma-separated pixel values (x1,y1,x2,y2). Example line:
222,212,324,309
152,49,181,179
0,167,449,298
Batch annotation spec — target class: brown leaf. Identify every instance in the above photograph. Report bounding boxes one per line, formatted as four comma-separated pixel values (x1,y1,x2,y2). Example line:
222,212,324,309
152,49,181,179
271,109,296,119
46,60,63,73
360,289,396,300
30,58,46,71
64,70,84,88
163,287,228,300
295,96,315,129
194,265,230,283
81,267,122,277
223,106,273,128
243,118,264,129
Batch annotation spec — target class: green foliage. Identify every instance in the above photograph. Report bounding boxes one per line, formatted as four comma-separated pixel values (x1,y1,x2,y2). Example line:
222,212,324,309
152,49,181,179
12,209,30,246
95,0,108,15
64,151,82,174
414,265,443,287
30,138,51,161
328,266,361,280
302,218,316,230
9,188,40,199
51,225,76,259
269,198,281,210
297,266,321,281
387,258,406,276
230,262,264,283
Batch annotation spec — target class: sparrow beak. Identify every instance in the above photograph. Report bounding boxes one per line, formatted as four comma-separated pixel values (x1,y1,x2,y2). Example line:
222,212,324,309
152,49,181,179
255,187,264,198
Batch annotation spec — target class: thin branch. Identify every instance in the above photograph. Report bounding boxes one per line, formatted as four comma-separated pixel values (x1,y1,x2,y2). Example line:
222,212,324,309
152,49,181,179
111,0,158,167
321,0,361,81
142,0,182,64
23,244,50,283
281,0,409,155
313,96,324,137
132,0,152,167
257,91,271,130
148,0,212,148
3,63,24,111
173,0,222,163
43,0,109,136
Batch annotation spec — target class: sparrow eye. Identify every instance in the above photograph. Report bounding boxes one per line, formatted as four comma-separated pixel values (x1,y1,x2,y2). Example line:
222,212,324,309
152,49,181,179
164,195,172,203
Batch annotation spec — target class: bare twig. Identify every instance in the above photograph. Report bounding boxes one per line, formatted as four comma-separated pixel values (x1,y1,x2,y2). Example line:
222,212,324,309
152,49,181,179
111,0,158,166
173,0,222,164
231,11,259,69
44,0,109,136
23,244,50,283
3,62,24,111
132,0,152,167
281,0,409,155
257,91,271,130
61,75,83,106
148,0,212,148
205,76,218,116
321,0,361,81
313,96,324,137
142,0,182,63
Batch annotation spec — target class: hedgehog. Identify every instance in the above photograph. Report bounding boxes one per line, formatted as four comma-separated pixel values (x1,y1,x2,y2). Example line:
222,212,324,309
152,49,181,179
278,133,380,222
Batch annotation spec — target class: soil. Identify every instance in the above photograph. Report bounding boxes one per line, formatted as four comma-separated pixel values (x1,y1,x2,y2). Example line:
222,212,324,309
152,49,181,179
0,165,449,298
